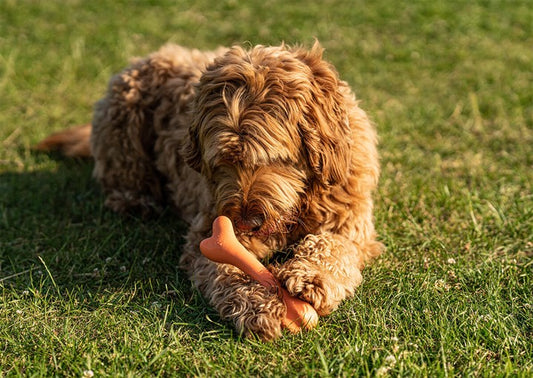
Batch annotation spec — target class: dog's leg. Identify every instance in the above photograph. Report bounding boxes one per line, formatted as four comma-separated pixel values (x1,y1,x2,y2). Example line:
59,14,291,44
180,216,286,340
274,233,382,316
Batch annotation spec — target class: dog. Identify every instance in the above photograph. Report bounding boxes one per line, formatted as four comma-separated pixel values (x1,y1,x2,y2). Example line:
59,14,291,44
36,42,383,340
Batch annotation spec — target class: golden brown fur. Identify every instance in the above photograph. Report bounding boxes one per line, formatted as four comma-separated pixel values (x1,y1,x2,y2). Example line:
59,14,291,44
35,123,92,157
37,42,383,340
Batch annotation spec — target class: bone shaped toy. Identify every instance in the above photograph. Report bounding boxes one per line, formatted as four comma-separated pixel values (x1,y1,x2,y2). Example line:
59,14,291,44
200,216,319,333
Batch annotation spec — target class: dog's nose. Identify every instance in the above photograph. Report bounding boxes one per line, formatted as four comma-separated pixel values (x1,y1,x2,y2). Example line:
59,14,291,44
234,215,264,233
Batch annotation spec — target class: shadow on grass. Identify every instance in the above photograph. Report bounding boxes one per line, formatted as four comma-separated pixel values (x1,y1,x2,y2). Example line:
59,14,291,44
0,153,231,339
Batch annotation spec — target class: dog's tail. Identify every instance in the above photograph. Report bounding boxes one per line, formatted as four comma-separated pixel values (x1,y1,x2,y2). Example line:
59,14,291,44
34,123,92,158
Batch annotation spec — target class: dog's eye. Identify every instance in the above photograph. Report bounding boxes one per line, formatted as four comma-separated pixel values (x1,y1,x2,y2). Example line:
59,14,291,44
235,214,265,233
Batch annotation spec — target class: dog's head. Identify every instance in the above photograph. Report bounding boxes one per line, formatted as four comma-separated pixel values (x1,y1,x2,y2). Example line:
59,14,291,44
183,42,352,253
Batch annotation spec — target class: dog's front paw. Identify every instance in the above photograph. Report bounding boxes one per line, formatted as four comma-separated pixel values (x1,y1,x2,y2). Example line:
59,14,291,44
230,289,286,341
212,268,286,341
275,262,339,316
235,306,284,341
274,233,364,316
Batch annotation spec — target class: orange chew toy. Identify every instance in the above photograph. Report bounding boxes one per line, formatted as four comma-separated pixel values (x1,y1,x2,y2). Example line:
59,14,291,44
200,216,319,333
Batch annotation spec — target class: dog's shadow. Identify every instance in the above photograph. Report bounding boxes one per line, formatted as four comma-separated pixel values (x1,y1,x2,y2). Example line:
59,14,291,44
0,153,233,339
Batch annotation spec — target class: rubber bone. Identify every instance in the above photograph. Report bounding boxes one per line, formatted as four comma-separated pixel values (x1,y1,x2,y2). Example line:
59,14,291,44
200,216,319,333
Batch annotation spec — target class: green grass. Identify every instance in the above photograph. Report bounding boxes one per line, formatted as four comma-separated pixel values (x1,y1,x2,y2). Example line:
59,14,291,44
1,0,531,375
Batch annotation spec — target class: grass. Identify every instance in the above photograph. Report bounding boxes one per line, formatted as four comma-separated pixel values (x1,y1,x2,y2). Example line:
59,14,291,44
1,0,531,375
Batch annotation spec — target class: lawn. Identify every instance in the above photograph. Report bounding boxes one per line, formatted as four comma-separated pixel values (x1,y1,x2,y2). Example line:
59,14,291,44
1,0,531,376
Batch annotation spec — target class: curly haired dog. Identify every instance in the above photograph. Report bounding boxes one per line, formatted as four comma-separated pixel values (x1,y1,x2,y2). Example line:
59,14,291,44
37,42,383,340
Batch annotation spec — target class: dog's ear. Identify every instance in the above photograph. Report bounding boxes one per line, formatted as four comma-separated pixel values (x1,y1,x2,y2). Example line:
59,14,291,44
294,42,352,186
182,122,202,172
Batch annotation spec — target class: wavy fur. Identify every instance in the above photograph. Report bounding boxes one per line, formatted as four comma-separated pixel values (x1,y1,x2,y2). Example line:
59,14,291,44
38,42,383,340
